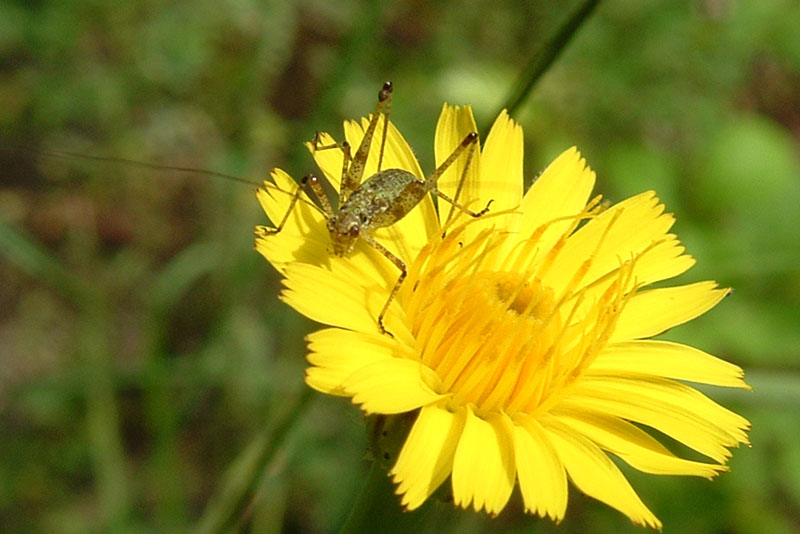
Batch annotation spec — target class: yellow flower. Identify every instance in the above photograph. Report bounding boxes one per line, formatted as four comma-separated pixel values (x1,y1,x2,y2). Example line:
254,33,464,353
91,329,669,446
254,105,750,528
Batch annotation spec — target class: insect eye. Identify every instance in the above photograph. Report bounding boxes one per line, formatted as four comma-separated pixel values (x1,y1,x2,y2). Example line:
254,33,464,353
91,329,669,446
349,226,359,237
360,214,368,223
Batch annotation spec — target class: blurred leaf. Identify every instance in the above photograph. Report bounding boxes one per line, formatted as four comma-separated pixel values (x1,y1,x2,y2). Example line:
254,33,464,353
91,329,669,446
695,114,800,250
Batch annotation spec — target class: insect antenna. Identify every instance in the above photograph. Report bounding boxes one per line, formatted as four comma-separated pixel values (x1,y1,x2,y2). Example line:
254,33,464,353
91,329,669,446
11,145,327,217
18,146,262,188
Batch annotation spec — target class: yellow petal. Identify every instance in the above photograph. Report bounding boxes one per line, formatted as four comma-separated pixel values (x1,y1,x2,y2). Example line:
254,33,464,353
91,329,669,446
451,407,515,515
611,281,730,342
281,262,407,336
339,238,403,288
342,357,443,414
305,328,402,395
570,237,697,320
473,110,523,231
541,416,661,529
434,104,482,226
565,376,750,462
625,236,695,286
307,131,345,188
542,192,675,292
257,170,292,220
512,414,568,521
329,241,415,341
552,410,728,478
591,340,750,388
513,147,595,256
392,403,466,510
255,169,331,268
255,228,330,272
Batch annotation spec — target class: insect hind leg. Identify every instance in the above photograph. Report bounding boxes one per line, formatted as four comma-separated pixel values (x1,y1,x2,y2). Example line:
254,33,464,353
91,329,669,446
340,82,393,203
423,131,491,224
435,190,493,218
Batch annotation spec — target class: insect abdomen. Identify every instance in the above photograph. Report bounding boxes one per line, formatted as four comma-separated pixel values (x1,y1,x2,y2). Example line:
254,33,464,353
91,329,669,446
352,168,425,228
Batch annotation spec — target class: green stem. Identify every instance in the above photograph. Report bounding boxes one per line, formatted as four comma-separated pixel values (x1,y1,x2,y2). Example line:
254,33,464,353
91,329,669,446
495,0,602,122
339,461,430,534
79,292,131,533
193,387,314,534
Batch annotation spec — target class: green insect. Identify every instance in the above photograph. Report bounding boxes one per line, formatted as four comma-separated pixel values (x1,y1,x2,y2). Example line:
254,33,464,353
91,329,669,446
267,82,491,335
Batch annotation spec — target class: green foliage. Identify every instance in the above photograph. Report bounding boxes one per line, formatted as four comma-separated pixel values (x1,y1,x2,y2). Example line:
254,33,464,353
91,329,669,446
1,0,799,532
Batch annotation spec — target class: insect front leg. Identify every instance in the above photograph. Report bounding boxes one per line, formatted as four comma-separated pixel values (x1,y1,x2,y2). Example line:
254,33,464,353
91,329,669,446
262,175,333,235
359,232,406,338
340,82,393,203
312,131,352,192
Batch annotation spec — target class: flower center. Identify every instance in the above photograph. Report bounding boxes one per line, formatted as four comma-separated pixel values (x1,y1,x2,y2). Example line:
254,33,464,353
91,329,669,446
491,272,554,317
402,222,632,417
415,269,564,414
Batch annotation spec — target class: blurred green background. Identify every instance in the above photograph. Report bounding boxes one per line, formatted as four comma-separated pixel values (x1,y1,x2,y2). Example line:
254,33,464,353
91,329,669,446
2,0,799,532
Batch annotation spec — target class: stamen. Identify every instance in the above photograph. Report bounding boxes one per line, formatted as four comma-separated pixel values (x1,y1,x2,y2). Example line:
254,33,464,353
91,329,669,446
507,205,599,274
403,207,670,416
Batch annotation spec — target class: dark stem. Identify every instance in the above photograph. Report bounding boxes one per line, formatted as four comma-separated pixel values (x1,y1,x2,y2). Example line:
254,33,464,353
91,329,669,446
494,0,603,125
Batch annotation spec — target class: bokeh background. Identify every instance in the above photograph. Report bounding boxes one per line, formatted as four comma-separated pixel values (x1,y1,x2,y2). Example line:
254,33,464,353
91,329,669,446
2,0,799,532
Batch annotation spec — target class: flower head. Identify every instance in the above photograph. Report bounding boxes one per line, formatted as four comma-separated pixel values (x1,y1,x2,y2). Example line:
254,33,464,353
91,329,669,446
255,105,750,528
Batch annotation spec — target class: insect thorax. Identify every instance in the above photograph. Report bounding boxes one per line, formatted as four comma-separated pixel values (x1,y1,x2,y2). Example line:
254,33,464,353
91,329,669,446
352,168,424,223
328,168,423,257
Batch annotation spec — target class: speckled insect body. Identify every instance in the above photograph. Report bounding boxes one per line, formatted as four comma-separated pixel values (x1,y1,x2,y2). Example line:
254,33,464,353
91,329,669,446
328,168,426,256
266,82,489,335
